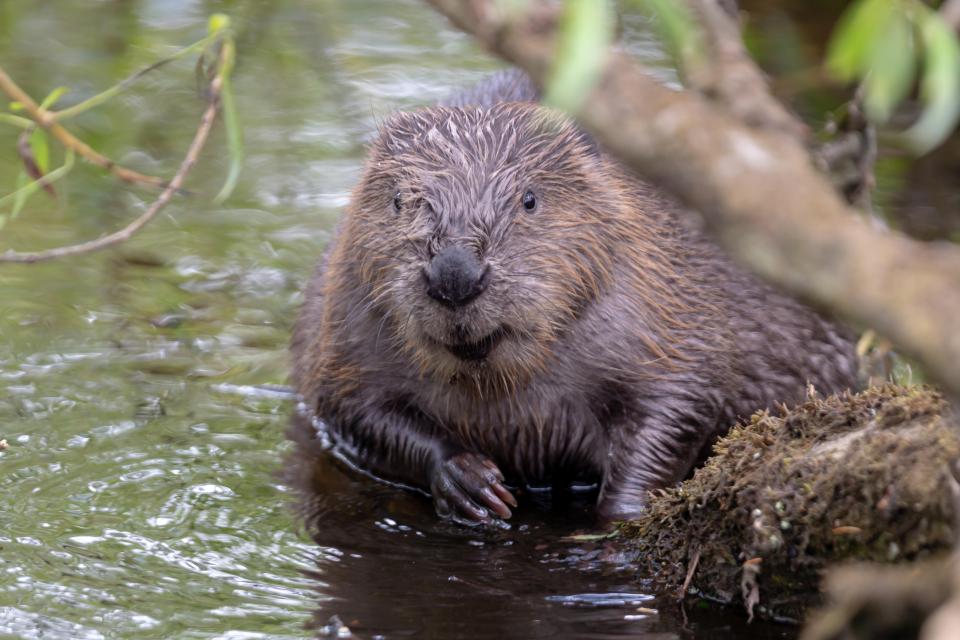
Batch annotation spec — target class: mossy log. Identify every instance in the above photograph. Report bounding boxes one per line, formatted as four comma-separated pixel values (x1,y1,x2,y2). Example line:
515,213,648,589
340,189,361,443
620,385,958,622
800,556,960,640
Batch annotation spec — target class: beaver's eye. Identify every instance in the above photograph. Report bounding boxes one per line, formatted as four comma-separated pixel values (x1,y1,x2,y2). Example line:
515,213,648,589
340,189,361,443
522,190,537,212
393,191,402,213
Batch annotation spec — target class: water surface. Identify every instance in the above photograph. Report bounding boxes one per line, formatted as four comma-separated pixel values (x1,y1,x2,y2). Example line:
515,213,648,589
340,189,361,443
1,2,791,637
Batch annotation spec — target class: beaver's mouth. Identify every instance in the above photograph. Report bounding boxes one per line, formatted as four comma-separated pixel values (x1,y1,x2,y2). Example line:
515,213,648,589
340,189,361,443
444,327,508,361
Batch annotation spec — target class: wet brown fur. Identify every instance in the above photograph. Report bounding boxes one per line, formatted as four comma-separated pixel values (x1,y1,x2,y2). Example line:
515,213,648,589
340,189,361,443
290,72,858,518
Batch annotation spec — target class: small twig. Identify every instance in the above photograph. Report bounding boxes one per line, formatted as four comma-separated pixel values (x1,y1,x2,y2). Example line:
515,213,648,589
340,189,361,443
0,65,168,189
741,556,763,623
814,90,877,213
49,32,219,122
679,546,701,598
0,75,224,263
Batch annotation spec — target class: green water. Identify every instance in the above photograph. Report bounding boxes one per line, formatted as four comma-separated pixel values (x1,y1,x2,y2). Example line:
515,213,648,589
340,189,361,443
0,2,794,638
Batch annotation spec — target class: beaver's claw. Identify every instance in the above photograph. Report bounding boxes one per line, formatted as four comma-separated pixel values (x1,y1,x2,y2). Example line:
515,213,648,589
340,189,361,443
430,452,517,525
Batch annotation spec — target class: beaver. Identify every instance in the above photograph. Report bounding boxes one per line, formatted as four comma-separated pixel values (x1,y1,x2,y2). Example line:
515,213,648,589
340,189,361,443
291,71,858,524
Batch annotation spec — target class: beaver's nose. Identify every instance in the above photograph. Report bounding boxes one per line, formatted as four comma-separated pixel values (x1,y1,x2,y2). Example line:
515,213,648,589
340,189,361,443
423,246,491,308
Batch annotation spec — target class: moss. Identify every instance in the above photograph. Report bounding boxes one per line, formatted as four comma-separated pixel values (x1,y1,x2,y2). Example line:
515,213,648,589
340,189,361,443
620,384,958,621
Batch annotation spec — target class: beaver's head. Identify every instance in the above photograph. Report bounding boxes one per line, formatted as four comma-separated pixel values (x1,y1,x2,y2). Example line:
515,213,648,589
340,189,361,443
345,103,626,388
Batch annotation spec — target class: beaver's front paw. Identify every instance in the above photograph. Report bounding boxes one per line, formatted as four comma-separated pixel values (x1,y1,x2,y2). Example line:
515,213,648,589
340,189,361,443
430,452,517,525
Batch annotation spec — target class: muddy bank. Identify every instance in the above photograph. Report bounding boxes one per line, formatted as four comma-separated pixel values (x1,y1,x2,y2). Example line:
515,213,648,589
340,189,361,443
620,385,958,622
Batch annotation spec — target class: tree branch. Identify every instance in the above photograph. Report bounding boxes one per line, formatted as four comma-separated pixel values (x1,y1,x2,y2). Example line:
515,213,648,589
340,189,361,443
0,66,168,189
424,0,960,398
0,66,226,263
683,0,807,140
943,0,960,32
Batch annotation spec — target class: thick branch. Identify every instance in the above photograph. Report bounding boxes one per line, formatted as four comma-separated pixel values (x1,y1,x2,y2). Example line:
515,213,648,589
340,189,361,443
425,0,960,398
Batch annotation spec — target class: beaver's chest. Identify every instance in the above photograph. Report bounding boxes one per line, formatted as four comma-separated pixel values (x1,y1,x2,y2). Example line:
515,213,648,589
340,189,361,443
417,383,613,486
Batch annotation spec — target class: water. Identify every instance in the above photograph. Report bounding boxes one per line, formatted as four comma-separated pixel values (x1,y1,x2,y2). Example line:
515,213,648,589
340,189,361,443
0,2,792,638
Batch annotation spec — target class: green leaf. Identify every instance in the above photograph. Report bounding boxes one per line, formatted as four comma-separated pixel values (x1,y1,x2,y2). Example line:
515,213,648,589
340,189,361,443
213,74,244,204
211,34,242,204
208,13,230,35
862,7,914,123
903,10,960,153
544,0,615,113
633,0,701,67
29,128,49,174
564,531,619,542
826,0,896,81
0,113,32,128
38,86,68,110
2,148,76,215
8,101,23,112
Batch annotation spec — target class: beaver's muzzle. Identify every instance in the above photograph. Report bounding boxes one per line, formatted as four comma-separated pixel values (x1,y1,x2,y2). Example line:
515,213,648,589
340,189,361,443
423,245,491,308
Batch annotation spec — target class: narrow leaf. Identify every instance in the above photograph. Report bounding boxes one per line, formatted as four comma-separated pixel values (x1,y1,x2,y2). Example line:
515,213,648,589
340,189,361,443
862,7,914,123
39,86,68,110
634,0,701,68
544,0,615,113
16,128,55,197
903,10,960,153
208,13,231,35
212,32,242,204
213,74,244,204
826,0,895,81
2,149,75,214
0,113,33,128
29,128,50,174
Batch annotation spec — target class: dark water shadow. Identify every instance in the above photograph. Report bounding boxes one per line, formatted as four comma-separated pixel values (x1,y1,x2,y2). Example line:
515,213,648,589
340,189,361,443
283,412,795,640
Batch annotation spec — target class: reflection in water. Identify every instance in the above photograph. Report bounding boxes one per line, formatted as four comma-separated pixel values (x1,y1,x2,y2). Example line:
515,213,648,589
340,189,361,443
285,412,794,640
